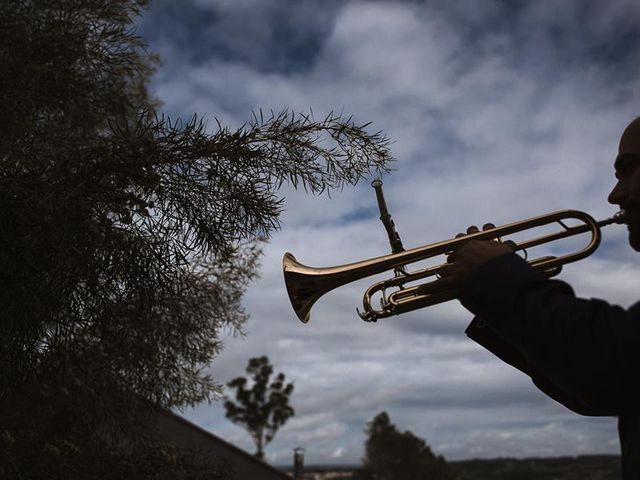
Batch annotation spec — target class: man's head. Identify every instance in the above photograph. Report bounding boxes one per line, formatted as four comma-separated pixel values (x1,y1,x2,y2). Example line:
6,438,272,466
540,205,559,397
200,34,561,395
608,116,640,250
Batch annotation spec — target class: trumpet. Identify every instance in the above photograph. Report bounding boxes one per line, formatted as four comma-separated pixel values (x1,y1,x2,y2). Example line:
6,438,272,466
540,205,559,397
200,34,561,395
283,181,626,323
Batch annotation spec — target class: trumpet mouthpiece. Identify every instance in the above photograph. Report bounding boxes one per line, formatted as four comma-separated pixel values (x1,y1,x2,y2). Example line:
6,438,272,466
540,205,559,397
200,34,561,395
614,210,628,224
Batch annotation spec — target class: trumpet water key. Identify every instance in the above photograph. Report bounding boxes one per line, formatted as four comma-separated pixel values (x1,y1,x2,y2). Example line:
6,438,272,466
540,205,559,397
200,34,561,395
282,181,626,323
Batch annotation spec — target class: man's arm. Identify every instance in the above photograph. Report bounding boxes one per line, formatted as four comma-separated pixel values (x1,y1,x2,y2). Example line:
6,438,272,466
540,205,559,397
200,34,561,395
458,252,640,415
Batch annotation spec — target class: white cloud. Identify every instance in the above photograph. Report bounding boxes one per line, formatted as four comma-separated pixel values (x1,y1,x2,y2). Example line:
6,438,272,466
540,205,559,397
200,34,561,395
332,446,346,458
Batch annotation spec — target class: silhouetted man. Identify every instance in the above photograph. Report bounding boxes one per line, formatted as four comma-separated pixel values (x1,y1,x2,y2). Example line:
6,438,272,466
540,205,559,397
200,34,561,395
442,117,640,480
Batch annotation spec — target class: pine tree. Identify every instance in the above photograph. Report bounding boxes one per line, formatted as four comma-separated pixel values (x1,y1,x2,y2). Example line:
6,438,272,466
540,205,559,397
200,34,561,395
357,412,459,480
0,1,392,477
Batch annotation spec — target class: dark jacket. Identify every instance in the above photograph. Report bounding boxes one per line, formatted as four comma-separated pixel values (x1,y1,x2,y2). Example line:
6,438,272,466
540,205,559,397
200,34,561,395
458,253,640,480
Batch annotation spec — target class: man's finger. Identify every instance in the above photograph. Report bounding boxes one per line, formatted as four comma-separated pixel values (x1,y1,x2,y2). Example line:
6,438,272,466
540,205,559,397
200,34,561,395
503,240,517,251
416,275,458,295
438,262,457,277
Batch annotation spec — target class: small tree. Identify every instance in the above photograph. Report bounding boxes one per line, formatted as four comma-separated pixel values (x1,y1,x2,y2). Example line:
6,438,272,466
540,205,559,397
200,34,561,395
224,356,294,460
356,411,459,480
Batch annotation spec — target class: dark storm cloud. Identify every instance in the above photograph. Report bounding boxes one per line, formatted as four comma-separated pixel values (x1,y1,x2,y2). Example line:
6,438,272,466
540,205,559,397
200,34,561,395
393,379,546,410
139,0,344,73
428,0,640,76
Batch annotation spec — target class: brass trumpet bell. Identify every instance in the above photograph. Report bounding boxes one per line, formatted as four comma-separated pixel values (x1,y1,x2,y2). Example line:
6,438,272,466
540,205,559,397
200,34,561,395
283,252,335,324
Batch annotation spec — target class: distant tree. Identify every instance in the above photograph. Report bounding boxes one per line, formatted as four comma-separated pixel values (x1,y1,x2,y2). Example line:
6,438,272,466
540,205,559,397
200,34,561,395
356,411,459,480
224,356,295,460
1,0,391,477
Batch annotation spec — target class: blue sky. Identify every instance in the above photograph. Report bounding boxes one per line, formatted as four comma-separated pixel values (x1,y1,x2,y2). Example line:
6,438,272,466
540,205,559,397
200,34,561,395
139,0,640,466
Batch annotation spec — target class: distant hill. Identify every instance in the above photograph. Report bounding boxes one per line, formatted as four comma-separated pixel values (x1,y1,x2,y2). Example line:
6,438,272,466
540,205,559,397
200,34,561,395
286,455,621,480
450,455,620,480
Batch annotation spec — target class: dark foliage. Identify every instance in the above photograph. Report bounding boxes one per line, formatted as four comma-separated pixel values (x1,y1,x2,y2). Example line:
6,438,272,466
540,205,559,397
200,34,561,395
0,357,232,480
224,356,295,460
0,0,392,477
450,455,621,480
355,411,459,480
1,0,391,398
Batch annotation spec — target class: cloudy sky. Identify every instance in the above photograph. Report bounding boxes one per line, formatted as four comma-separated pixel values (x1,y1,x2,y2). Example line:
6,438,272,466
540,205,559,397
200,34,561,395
139,0,640,466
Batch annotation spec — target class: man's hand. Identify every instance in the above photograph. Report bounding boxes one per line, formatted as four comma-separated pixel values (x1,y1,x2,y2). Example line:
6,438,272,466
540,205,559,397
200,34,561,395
438,224,515,286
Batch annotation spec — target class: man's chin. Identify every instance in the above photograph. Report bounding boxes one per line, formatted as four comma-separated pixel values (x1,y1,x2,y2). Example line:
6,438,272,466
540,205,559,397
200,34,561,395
629,228,640,251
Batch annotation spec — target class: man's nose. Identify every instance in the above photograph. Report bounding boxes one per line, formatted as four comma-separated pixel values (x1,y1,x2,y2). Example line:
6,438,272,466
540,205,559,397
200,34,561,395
608,181,626,205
